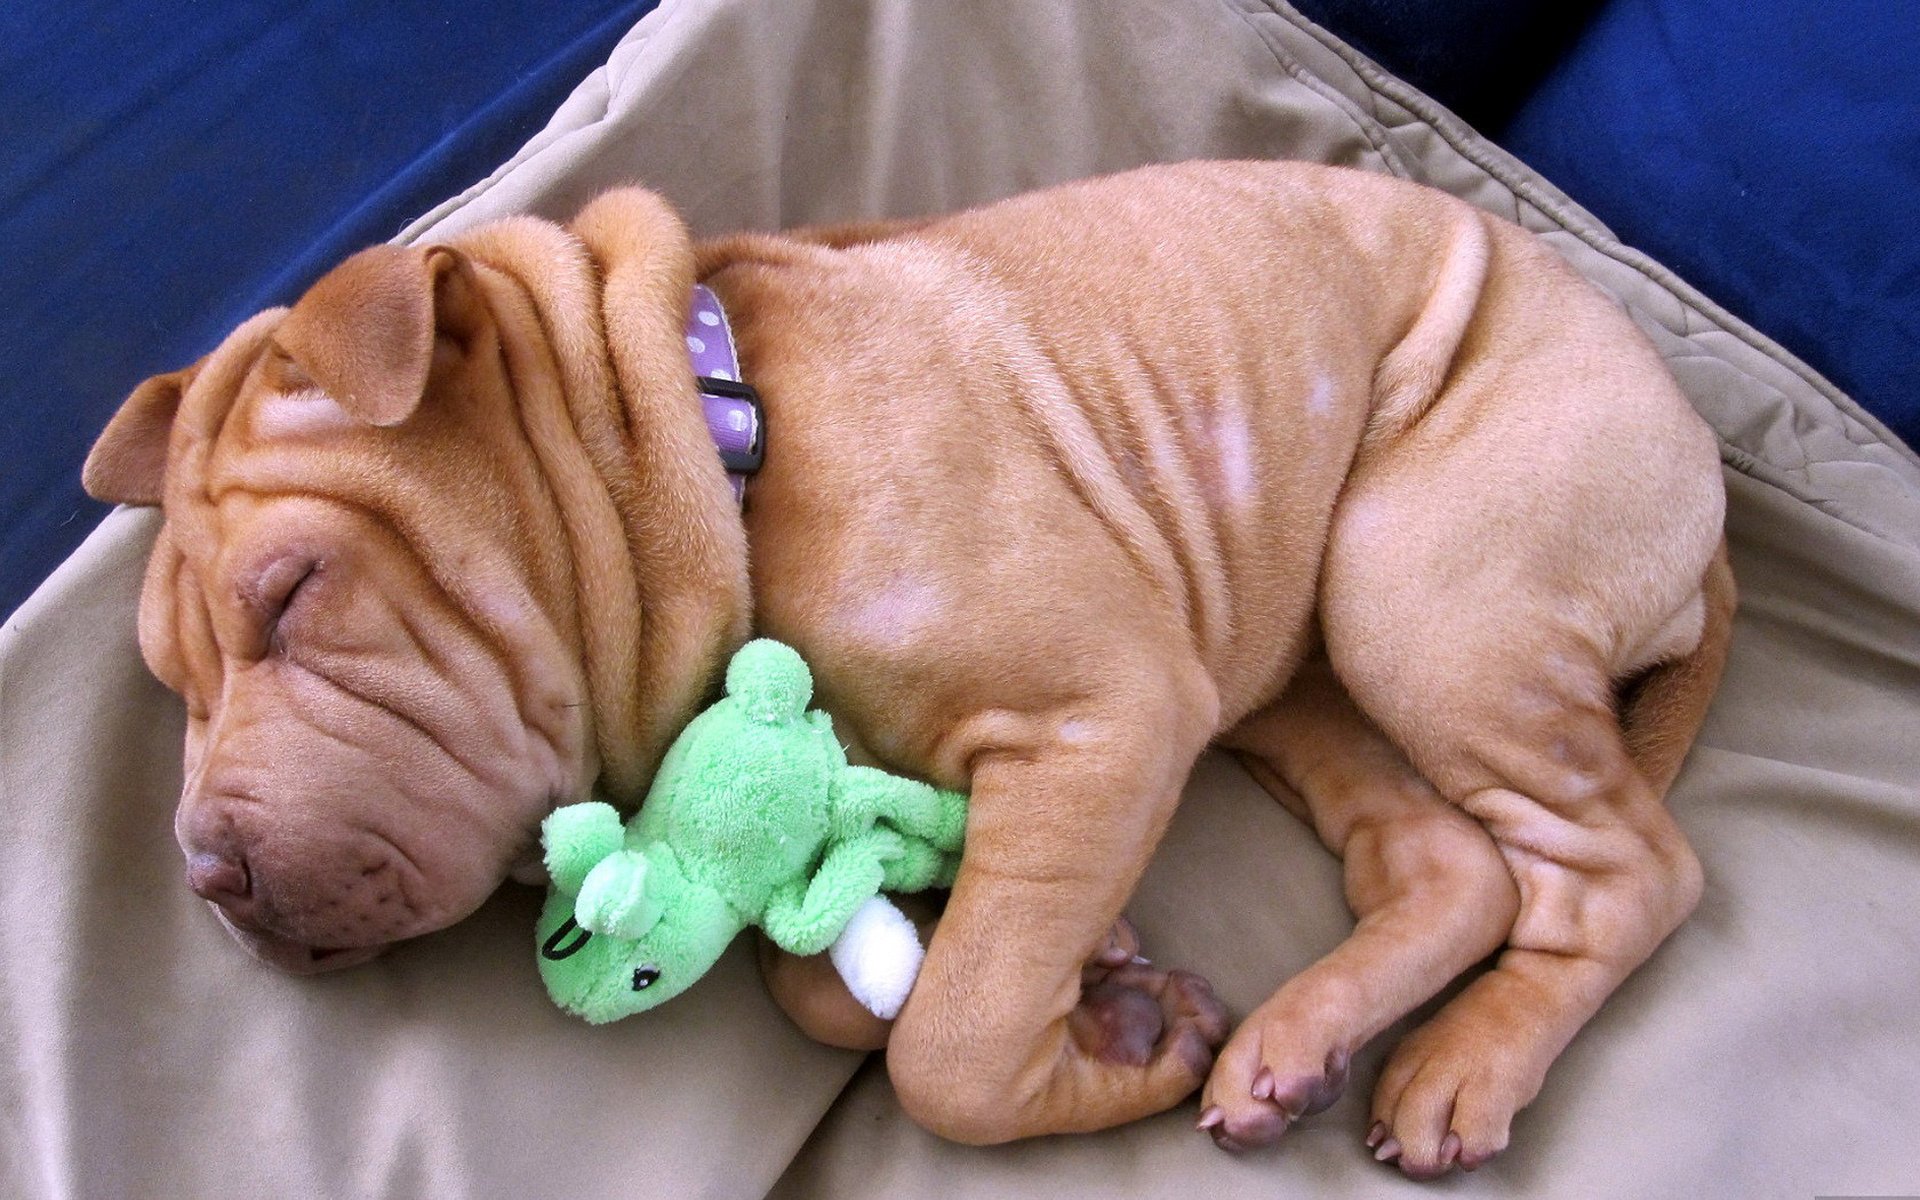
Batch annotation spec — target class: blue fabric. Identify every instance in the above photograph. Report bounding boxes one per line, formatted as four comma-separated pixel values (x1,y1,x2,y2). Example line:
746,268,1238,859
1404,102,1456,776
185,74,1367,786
1287,0,1604,131
0,1,654,618
1498,0,1920,451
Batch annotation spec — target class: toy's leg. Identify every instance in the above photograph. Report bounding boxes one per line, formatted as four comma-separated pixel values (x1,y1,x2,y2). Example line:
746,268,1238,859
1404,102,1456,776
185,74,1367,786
763,828,905,956
829,895,925,1019
1200,655,1517,1155
886,669,1231,1143
758,893,935,1050
878,837,946,892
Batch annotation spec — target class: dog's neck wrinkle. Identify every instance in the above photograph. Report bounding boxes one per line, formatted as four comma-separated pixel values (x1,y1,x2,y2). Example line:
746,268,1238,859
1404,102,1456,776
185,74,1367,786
447,204,753,804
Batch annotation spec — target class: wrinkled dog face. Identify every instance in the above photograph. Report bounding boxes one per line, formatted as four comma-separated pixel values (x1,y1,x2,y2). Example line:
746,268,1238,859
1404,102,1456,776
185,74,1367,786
86,245,596,971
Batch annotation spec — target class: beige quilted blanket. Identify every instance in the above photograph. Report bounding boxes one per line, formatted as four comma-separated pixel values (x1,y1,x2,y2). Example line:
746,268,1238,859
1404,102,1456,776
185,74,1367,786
5,2,1917,1196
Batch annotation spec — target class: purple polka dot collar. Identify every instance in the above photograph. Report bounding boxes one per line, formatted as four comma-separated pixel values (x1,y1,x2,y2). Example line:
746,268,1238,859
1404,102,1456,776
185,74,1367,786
687,283,763,505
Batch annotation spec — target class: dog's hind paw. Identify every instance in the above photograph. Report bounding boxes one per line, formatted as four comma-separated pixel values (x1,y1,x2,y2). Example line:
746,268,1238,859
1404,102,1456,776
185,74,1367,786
1368,1003,1537,1178
1198,1026,1351,1153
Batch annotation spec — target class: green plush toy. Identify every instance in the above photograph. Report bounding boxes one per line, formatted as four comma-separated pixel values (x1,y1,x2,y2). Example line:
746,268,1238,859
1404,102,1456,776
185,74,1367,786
536,639,968,1025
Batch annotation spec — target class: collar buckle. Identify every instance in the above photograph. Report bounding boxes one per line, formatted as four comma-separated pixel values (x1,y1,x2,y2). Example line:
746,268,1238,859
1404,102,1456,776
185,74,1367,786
696,374,765,476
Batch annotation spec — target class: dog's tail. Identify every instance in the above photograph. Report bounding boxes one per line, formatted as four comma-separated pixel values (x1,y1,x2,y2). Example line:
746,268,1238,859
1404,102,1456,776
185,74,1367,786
1618,540,1737,794
1362,208,1492,450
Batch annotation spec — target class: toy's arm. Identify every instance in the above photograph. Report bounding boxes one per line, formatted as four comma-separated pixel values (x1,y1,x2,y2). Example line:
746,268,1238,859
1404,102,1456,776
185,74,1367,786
830,766,968,850
763,827,905,956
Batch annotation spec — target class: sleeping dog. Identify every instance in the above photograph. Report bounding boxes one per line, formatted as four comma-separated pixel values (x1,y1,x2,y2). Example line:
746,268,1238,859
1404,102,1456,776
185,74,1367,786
84,161,1730,1179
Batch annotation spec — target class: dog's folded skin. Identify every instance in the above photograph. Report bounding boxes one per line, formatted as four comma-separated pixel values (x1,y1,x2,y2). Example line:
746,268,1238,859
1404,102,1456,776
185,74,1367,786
86,162,1729,1177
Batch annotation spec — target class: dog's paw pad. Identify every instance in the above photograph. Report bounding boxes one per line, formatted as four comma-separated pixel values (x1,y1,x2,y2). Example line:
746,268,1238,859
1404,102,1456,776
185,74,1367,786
1068,963,1227,1076
1162,970,1230,1077
1069,978,1167,1067
1164,970,1229,1045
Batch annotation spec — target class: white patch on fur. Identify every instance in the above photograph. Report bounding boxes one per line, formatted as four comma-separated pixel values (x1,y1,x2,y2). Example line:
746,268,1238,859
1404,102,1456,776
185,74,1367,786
251,388,351,440
1335,494,1389,551
842,575,947,648
829,896,924,1019
1210,394,1257,507
1058,718,1097,745
1306,373,1336,419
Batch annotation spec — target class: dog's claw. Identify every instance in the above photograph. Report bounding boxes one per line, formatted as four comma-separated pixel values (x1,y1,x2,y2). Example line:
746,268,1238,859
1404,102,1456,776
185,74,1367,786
1081,917,1148,983
1373,1136,1402,1163
1365,1120,1388,1149
1251,1066,1274,1100
1196,1105,1225,1131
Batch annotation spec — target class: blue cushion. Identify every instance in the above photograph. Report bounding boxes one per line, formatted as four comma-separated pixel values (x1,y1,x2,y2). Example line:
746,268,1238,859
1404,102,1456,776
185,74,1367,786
1500,0,1920,450
0,0,654,617
1298,0,1918,451
1287,0,1605,130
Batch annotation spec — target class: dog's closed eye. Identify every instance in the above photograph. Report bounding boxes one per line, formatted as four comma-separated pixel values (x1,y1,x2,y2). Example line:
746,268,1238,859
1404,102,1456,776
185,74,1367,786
242,554,322,652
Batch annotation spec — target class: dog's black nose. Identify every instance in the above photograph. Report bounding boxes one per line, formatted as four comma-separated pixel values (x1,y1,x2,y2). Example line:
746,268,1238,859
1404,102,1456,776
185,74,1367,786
186,851,251,906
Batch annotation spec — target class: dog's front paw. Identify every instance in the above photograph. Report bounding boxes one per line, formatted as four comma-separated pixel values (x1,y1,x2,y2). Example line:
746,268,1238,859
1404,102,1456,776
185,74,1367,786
1067,961,1229,1080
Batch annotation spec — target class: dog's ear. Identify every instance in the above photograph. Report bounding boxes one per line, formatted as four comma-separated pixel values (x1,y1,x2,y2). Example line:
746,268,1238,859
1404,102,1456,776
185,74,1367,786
82,358,206,505
273,243,477,428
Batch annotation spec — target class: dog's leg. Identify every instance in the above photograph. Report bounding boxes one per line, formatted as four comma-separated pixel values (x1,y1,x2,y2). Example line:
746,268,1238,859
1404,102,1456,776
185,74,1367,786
1200,655,1518,1153
1318,481,1725,1177
758,911,1153,1054
884,675,1232,1143
1348,686,1703,1178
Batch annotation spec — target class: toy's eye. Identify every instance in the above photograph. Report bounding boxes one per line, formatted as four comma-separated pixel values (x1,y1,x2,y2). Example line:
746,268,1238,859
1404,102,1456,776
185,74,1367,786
631,965,661,991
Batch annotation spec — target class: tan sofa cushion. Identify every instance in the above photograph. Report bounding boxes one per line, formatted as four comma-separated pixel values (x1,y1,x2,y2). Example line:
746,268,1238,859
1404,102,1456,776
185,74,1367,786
6,1,1916,1196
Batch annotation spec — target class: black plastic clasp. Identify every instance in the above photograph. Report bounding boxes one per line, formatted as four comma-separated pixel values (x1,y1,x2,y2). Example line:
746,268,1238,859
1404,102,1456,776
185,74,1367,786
698,375,765,475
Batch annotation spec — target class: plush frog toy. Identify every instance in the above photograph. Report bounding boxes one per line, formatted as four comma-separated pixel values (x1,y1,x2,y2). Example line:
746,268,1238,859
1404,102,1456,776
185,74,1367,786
536,639,967,1025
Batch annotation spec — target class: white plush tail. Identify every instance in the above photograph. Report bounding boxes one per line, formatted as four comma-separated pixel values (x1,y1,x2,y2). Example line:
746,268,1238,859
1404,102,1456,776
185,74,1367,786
829,896,925,1019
